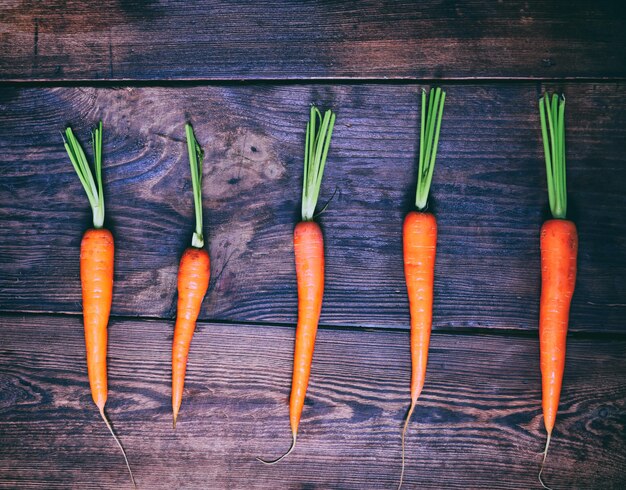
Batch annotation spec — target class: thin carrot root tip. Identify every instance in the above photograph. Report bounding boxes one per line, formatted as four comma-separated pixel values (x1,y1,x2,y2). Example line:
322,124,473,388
173,415,177,430
99,407,137,489
398,402,416,490
538,432,554,490
256,433,297,465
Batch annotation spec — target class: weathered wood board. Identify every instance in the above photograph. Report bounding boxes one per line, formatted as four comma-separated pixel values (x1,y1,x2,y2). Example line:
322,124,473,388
1,83,624,332
1,315,624,489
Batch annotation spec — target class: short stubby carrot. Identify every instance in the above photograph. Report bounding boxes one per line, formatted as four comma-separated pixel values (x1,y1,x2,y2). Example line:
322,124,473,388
171,124,211,428
81,228,115,410
172,246,210,426
539,219,577,433
258,105,336,465
63,122,135,487
398,87,446,490
537,93,577,489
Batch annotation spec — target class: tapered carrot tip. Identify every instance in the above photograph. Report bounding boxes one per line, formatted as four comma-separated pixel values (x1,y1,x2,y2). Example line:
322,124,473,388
538,432,554,490
173,414,177,430
256,432,297,465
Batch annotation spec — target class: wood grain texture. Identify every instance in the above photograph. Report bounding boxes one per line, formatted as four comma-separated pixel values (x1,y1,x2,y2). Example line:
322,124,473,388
0,314,624,489
1,0,625,81
1,83,625,332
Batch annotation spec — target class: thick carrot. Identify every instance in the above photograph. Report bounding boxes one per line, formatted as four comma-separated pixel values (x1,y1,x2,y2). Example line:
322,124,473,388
64,122,135,488
172,124,211,427
537,94,577,489
399,88,446,489
258,106,335,464
540,219,577,435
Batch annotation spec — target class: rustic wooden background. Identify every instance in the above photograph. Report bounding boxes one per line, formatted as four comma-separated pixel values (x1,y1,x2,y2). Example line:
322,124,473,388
1,1,625,489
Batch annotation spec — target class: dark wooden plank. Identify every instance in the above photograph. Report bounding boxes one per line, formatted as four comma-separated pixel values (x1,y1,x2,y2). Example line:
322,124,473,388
1,0,625,81
0,83,625,332
0,314,624,489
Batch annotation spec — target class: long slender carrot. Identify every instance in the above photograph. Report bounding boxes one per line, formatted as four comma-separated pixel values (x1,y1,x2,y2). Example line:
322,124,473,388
537,94,577,489
172,124,211,428
63,122,135,488
258,106,336,464
399,87,446,489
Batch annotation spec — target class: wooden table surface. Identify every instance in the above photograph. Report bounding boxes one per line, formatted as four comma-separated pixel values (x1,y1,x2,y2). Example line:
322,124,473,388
1,2,625,489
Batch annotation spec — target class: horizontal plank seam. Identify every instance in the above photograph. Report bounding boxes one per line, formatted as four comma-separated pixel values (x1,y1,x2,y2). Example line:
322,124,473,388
0,77,625,88
0,310,623,341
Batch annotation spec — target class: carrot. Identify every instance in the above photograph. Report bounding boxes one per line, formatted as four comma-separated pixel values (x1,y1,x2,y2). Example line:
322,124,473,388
537,94,577,490
399,87,446,489
63,122,135,488
258,106,336,464
172,124,211,428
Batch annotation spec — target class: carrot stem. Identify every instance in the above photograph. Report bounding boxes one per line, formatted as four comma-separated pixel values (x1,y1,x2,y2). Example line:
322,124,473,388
301,106,336,221
539,94,567,219
185,124,205,248
415,88,446,210
99,407,136,489
63,121,105,228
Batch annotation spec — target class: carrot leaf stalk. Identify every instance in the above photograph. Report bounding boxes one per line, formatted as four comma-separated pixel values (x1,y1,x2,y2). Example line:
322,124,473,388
539,94,567,219
185,123,205,248
415,88,446,211
302,106,336,221
63,121,105,228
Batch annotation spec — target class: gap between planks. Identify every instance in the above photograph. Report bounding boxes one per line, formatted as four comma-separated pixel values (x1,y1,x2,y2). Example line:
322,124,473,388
0,310,624,342
0,77,625,89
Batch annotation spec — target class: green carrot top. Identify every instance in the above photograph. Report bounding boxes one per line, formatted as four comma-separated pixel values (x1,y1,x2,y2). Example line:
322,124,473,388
301,106,336,221
63,121,105,229
539,93,567,220
414,87,446,211
185,124,205,248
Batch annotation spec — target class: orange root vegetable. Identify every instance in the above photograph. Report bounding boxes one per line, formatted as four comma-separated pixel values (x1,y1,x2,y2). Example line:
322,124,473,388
172,124,210,428
81,228,114,411
172,247,210,426
399,88,445,489
258,106,335,465
64,122,135,488
537,93,577,490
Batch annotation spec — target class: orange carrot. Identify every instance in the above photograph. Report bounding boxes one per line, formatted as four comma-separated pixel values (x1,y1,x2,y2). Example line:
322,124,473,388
172,124,211,428
258,106,335,464
81,227,114,411
64,122,135,488
399,87,446,489
537,94,577,489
